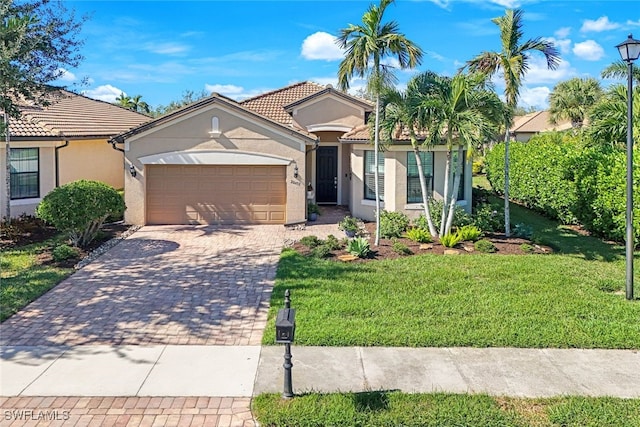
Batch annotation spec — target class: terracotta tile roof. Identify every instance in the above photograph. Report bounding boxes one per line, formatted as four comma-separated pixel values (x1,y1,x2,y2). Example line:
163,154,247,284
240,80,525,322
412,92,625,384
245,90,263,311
511,110,572,134
5,90,150,139
240,81,326,126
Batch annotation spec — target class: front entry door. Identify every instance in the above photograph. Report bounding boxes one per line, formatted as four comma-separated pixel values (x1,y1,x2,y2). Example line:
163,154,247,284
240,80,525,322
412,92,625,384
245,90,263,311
316,146,338,203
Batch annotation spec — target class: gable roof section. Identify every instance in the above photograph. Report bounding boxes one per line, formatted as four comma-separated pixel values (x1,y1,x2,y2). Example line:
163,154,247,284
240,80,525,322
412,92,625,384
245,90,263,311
240,81,326,126
510,111,572,134
283,85,373,113
6,90,151,139
112,92,318,145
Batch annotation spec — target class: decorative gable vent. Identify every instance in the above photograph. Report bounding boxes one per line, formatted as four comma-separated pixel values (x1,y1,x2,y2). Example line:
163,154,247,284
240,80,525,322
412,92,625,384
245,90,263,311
208,116,221,137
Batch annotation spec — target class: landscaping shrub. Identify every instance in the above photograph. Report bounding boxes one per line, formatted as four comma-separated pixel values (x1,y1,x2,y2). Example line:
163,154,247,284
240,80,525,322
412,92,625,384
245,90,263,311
392,239,412,255
472,203,505,233
324,234,342,251
347,237,371,258
475,239,497,253
300,235,321,248
457,225,482,242
520,243,535,253
36,180,125,248
485,132,579,224
380,210,410,238
405,227,433,243
414,200,472,232
513,223,533,239
52,244,80,262
439,232,462,248
310,244,331,259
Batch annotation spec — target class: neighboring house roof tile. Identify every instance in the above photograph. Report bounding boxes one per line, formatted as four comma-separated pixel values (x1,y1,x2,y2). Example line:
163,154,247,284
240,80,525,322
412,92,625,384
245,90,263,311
5,89,150,139
510,110,572,134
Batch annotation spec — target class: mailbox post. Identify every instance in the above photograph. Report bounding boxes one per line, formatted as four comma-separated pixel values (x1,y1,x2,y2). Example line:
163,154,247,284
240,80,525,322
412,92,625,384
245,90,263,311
275,289,296,398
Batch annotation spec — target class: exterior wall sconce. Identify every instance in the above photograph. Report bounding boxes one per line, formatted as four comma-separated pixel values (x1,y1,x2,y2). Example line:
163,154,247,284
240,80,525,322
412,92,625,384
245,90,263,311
294,165,299,178
129,164,137,177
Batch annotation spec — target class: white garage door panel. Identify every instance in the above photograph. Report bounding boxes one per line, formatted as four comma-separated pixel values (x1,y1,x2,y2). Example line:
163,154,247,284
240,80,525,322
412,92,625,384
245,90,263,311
146,165,286,225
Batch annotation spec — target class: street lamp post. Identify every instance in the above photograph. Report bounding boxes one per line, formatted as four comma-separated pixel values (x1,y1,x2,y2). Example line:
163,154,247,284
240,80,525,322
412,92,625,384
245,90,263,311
616,34,640,301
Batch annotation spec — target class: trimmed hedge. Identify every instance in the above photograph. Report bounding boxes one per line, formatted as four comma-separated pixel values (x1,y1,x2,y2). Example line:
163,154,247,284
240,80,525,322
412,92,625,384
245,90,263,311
486,132,640,243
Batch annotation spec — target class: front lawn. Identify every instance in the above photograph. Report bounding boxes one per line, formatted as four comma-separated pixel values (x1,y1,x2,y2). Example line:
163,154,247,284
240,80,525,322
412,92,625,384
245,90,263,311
253,392,640,427
263,203,640,349
1,237,74,322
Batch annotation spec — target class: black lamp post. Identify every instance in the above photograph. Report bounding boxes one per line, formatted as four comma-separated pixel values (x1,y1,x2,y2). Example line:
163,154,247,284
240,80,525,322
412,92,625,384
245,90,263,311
616,34,640,301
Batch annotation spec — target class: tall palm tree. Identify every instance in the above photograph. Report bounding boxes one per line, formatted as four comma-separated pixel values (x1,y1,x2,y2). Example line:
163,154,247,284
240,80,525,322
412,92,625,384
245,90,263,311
131,95,150,114
115,93,133,110
381,71,503,237
337,0,423,245
601,60,640,85
549,77,603,128
465,8,560,237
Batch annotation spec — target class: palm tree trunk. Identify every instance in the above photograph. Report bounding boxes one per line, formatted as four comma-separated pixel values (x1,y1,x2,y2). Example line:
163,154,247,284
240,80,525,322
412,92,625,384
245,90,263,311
374,95,381,246
444,146,464,235
440,148,452,237
413,145,437,236
4,112,10,220
503,118,511,237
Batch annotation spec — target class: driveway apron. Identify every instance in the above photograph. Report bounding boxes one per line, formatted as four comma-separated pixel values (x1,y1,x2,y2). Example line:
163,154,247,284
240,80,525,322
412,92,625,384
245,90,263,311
1,225,289,347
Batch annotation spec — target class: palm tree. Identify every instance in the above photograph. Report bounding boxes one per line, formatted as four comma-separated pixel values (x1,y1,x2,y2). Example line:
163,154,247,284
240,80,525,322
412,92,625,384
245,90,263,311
465,8,560,237
601,60,640,85
337,0,423,245
381,71,503,237
588,84,640,148
131,95,150,114
115,93,133,110
548,77,603,128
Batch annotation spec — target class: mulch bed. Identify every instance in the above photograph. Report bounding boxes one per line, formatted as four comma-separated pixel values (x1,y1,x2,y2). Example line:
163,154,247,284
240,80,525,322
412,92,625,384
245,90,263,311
293,222,552,262
2,219,131,268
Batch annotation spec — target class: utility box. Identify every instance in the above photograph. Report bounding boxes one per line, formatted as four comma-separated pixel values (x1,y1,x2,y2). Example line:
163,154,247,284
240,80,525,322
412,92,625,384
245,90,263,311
275,308,296,343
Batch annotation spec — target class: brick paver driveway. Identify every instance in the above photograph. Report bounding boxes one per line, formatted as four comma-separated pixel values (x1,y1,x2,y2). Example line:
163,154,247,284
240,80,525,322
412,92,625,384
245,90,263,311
1,225,293,347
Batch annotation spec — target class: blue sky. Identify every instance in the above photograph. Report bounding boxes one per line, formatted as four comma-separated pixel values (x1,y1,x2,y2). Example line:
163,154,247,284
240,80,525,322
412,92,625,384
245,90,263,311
61,0,640,110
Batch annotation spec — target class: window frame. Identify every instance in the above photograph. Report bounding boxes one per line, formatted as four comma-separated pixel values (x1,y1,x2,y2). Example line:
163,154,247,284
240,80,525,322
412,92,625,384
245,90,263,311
10,147,40,200
406,151,434,204
364,150,384,201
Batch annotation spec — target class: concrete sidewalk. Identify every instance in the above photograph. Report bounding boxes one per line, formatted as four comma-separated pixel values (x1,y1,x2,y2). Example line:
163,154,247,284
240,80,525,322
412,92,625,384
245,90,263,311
2,345,639,398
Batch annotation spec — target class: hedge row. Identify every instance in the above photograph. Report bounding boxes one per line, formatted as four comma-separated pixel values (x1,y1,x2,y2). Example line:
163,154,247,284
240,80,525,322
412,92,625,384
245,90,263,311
486,132,640,243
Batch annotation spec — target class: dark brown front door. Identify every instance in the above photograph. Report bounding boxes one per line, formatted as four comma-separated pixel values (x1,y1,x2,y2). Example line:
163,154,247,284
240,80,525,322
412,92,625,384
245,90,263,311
316,146,337,204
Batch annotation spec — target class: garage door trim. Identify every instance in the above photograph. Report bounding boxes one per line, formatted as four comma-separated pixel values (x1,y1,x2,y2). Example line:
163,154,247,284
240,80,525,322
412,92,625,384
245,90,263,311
139,150,293,166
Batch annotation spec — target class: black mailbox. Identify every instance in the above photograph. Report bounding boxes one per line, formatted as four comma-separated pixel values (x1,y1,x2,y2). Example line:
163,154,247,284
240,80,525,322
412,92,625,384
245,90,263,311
275,308,296,343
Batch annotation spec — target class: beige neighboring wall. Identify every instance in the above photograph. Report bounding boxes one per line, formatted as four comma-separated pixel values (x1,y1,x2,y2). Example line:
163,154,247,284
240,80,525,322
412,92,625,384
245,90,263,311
0,141,56,217
58,139,124,188
124,104,308,225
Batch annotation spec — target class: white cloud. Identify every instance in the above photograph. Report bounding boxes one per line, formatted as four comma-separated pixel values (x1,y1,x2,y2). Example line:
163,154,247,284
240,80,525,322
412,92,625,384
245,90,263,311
555,27,571,39
204,84,244,95
545,37,571,55
428,0,521,8
301,32,344,61
573,40,605,61
580,16,620,33
628,19,640,27
522,57,576,85
308,77,339,87
518,86,551,109
56,68,76,82
82,84,125,103
143,42,190,55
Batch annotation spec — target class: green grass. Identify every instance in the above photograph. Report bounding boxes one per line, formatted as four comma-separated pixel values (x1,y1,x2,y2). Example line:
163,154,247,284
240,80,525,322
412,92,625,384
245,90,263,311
1,236,74,322
253,392,640,427
264,185,640,348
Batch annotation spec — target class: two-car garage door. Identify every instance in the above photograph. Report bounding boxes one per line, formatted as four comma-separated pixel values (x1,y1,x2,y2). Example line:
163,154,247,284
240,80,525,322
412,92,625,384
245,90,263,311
146,165,286,225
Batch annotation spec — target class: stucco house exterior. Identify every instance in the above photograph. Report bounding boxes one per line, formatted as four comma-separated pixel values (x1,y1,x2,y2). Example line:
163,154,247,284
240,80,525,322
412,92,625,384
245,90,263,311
112,82,472,226
0,90,150,218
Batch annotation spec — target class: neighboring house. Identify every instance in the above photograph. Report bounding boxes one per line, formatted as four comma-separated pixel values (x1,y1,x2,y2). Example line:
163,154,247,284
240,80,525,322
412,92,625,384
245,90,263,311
111,81,472,226
0,90,150,218
510,110,572,142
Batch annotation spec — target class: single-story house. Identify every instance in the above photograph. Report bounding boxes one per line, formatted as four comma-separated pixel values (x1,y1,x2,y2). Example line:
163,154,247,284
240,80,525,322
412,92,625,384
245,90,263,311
510,110,572,142
110,81,472,226
0,90,150,218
